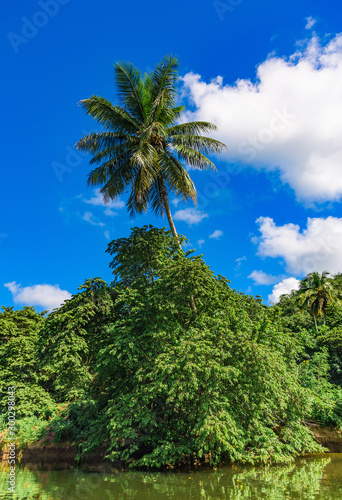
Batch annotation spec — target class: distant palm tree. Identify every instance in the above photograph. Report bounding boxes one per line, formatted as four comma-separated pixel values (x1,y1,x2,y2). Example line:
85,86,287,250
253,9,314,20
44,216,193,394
297,271,342,332
75,55,227,249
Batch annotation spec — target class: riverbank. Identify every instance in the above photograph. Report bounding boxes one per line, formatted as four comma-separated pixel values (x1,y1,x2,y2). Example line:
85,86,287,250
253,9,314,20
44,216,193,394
1,441,118,472
1,426,342,472
311,425,342,453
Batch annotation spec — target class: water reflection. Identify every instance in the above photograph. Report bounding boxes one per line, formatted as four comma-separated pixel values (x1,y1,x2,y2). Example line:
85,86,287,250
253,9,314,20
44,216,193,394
1,455,342,499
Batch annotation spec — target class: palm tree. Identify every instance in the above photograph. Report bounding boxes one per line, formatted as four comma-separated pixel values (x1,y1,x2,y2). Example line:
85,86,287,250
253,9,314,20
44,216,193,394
296,271,342,332
75,55,227,250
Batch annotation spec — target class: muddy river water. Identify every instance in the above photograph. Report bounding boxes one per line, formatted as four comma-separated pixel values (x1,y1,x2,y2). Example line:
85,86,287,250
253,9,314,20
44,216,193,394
1,454,342,499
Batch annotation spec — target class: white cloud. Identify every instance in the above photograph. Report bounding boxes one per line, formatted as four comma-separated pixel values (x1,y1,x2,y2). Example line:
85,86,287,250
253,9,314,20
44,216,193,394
171,198,181,207
305,17,317,30
174,208,208,225
181,33,342,203
104,208,117,217
255,216,342,275
209,229,223,239
104,230,110,240
4,282,71,311
83,189,125,209
248,270,280,285
235,256,246,271
197,239,205,248
82,212,105,227
268,277,300,303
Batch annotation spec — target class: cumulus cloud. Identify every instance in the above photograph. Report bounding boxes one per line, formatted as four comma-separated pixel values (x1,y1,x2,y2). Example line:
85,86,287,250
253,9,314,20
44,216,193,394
4,282,71,311
197,239,205,248
104,230,110,240
254,216,342,275
174,208,208,225
248,270,280,285
268,277,300,304
83,189,125,209
181,33,342,203
209,229,224,239
82,212,105,227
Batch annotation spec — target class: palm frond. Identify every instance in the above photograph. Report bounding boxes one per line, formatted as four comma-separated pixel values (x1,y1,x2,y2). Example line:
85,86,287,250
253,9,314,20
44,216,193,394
150,56,179,121
171,134,228,155
171,105,185,116
126,171,153,216
151,56,178,101
129,143,158,174
148,178,166,216
140,72,154,117
75,132,135,156
159,151,197,202
168,121,220,136
99,169,132,202
89,143,136,166
87,151,135,189
173,144,217,170
78,97,140,133
114,62,145,121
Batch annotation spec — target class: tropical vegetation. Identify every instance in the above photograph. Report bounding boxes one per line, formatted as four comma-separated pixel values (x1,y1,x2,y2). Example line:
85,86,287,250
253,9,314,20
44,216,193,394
296,271,342,331
1,226,342,469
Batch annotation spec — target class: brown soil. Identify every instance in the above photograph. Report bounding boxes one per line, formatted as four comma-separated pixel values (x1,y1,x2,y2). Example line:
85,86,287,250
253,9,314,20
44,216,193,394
311,425,342,453
1,442,122,472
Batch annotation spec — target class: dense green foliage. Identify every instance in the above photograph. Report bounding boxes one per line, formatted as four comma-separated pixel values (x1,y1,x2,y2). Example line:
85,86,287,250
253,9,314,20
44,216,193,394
1,226,342,468
37,278,115,401
0,307,55,419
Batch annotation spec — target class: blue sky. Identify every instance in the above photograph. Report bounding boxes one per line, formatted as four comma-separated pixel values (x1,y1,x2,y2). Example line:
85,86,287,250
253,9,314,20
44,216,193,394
1,0,342,311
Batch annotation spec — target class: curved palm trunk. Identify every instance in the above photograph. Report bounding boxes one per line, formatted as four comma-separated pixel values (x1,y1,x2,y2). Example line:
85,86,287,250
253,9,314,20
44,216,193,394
160,178,182,250
159,177,197,313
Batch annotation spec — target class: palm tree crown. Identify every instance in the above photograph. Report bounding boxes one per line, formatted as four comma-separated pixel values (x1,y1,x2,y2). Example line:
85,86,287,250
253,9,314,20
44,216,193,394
75,56,228,244
297,271,342,331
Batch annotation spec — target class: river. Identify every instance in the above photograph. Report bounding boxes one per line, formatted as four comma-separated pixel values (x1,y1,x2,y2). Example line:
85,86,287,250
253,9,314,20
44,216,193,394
1,454,342,499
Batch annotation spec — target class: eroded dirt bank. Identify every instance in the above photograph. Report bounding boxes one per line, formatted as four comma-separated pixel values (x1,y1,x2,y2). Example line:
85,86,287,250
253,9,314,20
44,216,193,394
1,442,120,472
311,426,342,453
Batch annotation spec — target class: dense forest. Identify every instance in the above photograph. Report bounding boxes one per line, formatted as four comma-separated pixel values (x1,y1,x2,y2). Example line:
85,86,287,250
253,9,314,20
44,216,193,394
1,225,342,469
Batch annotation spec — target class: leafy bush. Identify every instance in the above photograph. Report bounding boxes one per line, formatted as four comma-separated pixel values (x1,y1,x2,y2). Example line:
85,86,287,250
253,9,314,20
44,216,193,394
80,227,323,467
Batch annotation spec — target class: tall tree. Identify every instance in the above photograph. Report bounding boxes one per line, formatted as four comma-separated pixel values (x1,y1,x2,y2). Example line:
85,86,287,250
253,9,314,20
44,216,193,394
75,55,227,248
297,271,342,332
81,226,323,468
